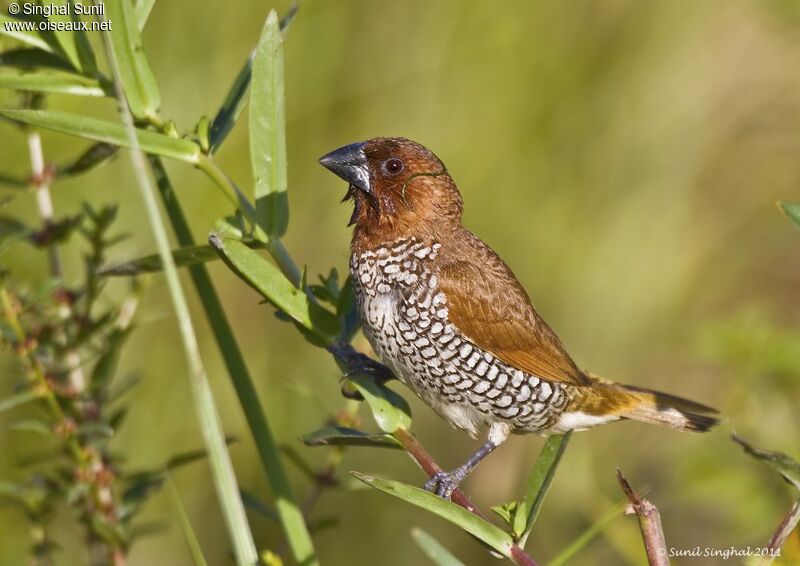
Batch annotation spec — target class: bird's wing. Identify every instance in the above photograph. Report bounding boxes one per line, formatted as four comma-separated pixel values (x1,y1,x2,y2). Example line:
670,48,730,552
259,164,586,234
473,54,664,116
437,238,590,387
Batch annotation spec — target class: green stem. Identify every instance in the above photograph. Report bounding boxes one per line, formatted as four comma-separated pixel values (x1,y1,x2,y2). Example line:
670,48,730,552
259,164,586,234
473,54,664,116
149,156,318,566
101,25,259,566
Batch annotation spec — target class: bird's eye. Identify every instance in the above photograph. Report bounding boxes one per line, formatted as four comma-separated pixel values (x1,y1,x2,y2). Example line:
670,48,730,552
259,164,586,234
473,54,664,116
382,158,404,176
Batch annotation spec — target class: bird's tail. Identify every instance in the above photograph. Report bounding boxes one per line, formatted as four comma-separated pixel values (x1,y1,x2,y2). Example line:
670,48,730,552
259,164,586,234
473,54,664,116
584,376,720,432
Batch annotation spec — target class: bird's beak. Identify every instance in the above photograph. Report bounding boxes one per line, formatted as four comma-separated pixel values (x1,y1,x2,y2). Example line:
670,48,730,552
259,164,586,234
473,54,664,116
318,141,370,193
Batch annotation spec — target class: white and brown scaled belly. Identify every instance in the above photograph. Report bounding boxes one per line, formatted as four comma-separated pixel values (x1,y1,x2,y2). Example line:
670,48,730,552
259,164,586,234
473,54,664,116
351,237,570,437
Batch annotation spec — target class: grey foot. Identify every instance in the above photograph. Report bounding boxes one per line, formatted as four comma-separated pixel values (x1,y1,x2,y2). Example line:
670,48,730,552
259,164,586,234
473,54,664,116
424,470,465,500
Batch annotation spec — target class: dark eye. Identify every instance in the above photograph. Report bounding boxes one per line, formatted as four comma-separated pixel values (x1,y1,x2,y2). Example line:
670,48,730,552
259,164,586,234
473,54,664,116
383,158,404,175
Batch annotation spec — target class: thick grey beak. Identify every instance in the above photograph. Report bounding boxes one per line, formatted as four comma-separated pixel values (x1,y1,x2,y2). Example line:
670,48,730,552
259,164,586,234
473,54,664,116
318,141,370,193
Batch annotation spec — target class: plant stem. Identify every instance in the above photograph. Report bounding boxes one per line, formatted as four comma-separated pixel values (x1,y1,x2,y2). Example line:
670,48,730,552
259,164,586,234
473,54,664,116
616,470,668,566
26,130,60,278
101,23,259,566
148,156,318,566
759,498,800,566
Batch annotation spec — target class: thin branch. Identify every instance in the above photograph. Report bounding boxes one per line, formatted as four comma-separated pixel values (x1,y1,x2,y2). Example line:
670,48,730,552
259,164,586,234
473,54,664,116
616,470,668,566
26,130,60,278
759,498,800,566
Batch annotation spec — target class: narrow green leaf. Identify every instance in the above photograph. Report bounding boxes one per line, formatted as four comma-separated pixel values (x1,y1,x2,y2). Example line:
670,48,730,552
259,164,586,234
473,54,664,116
515,432,571,546
545,501,626,566
58,143,119,177
779,202,800,229
0,216,34,243
47,0,81,71
0,14,54,53
240,490,279,522
0,48,74,71
353,473,514,558
0,68,107,96
411,528,466,566
166,475,208,566
100,242,258,276
347,374,411,434
250,10,288,238
302,426,402,449
0,174,27,189
0,390,38,416
105,0,161,120
135,0,157,31
0,109,200,162
732,434,800,491
208,233,340,340
208,5,297,155
149,157,318,565
11,419,53,436
69,1,97,74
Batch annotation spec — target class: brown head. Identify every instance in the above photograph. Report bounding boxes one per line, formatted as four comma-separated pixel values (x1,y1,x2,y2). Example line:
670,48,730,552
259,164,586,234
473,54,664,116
319,138,463,245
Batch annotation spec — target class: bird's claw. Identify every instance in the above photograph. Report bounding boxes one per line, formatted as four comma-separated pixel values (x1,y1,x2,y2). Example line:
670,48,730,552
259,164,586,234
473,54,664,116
424,470,464,500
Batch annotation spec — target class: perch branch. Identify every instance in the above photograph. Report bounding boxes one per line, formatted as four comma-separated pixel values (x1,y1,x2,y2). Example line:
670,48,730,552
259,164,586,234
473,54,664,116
616,469,668,566
759,498,800,566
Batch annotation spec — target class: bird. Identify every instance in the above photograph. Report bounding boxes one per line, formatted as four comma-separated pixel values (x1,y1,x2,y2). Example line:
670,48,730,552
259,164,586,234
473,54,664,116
319,137,719,499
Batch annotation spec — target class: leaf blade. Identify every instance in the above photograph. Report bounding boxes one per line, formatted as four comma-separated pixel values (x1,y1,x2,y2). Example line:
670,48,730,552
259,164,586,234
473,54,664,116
353,473,514,558
411,528,466,566
779,201,800,229
0,109,199,162
302,426,402,449
0,68,107,96
250,10,288,238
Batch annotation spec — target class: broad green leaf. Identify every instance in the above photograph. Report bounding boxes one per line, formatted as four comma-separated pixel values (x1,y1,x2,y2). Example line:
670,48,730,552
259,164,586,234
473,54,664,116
411,528,466,566
0,109,200,162
546,501,626,566
0,68,107,96
250,10,288,238
353,473,515,558
105,0,161,120
0,390,38,416
135,0,157,31
302,426,402,449
514,432,571,545
347,374,411,434
58,143,119,176
99,241,261,276
780,202,800,229
0,15,54,52
732,434,800,491
208,234,340,340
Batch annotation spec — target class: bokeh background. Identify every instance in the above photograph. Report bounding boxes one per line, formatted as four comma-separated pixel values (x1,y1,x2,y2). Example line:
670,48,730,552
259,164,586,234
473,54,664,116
2,0,800,564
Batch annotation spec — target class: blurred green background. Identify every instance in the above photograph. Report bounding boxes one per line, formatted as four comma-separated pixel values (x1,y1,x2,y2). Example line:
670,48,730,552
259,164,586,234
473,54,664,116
2,0,800,564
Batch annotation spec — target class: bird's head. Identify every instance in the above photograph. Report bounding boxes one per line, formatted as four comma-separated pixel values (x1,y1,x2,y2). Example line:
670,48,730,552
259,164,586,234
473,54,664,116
319,137,463,237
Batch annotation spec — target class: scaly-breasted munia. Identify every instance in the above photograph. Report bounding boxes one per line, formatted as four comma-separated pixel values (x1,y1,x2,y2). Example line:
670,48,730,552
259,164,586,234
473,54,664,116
319,137,719,499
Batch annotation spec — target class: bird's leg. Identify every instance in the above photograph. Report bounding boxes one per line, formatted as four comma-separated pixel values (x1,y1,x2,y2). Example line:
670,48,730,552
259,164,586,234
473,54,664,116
328,342,395,399
425,422,510,500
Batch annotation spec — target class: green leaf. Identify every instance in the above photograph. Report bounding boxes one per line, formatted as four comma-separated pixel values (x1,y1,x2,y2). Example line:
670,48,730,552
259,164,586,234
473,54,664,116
241,490,279,522
208,5,297,155
545,500,627,566
514,432,571,545
46,0,81,71
302,426,402,449
208,233,340,340
0,48,74,71
0,109,200,162
353,473,515,558
0,14,54,53
491,500,518,527
347,374,412,434
100,240,263,276
411,528,466,566
10,419,53,436
0,390,38,416
779,202,800,229
91,327,133,393
149,157,317,566
58,142,119,177
250,10,288,238
105,0,161,120
135,0,157,31
0,216,34,243
0,68,107,96
732,434,800,491
165,475,209,566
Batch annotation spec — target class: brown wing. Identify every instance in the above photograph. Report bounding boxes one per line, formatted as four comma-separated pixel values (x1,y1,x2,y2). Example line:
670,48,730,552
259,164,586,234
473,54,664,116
437,234,590,386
